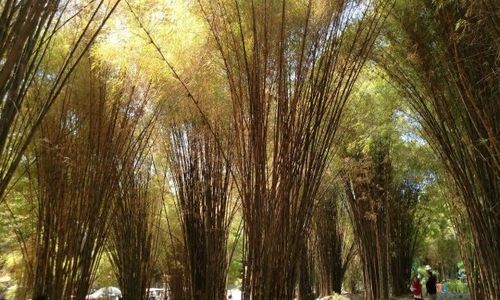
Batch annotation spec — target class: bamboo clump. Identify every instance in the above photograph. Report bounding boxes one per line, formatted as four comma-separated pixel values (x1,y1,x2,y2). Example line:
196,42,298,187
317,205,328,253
198,0,392,298
30,66,153,300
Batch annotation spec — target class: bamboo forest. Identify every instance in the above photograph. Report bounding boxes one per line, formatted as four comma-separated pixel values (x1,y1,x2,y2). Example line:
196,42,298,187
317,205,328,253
0,0,498,300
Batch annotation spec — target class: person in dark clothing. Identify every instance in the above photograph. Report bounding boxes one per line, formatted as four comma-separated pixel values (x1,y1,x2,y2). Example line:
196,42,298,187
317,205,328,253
426,270,437,300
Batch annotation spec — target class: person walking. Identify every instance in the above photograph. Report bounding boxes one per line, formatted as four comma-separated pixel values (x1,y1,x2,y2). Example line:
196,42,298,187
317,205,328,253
426,269,437,300
410,275,423,300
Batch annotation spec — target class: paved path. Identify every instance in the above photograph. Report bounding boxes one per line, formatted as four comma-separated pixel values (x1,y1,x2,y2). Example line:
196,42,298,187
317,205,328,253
318,293,469,300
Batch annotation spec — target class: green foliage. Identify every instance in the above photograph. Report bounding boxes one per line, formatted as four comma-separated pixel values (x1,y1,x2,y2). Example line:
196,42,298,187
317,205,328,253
93,254,119,289
226,215,244,288
0,168,37,295
414,183,461,279
344,67,438,186
343,256,362,294
343,65,463,293
446,279,468,294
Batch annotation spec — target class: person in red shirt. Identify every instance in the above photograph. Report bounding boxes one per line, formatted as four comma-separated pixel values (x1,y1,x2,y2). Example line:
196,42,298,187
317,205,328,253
410,275,423,300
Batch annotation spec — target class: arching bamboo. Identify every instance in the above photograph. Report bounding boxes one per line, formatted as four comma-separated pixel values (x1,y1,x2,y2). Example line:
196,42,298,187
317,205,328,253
377,1,500,298
0,0,121,202
30,66,150,300
389,180,421,296
197,0,392,298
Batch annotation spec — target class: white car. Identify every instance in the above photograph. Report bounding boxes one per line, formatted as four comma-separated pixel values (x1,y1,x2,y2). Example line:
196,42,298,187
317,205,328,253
147,288,165,300
85,287,122,300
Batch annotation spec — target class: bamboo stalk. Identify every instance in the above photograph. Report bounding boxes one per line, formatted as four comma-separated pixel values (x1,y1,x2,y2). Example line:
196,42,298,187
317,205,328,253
166,123,234,300
29,65,150,300
197,1,392,298
0,0,122,202
377,1,500,298
343,140,392,300
313,182,355,296
107,81,159,300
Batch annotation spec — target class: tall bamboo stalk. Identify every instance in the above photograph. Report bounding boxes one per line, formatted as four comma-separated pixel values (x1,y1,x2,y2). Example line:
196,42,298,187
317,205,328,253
163,242,189,300
388,180,420,296
445,186,483,300
197,1,391,298
377,1,499,298
109,164,160,300
167,124,233,300
30,65,149,300
0,0,121,202
107,83,159,300
314,183,355,296
297,236,316,300
343,139,391,300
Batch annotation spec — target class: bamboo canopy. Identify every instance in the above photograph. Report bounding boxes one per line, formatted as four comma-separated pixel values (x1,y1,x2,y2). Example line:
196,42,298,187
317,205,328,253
0,1,498,299
377,1,500,298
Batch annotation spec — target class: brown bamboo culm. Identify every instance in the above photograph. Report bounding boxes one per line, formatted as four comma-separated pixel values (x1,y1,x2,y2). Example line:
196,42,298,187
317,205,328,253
343,140,392,300
388,180,420,296
107,83,159,300
314,184,356,297
0,0,121,202
297,235,316,300
109,164,159,300
163,241,190,300
30,65,149,300
198,0,391,298
377,1,499,298
168,124,233,300
447,188,484,300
